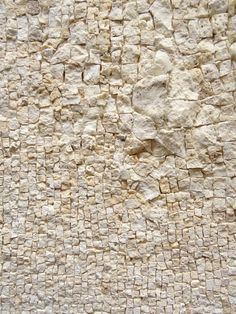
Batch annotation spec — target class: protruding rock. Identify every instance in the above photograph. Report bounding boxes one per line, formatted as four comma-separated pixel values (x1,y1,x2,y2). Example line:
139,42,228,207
0,116,7,131
156,129,186,158
84,65,100,84
51,43,70,64
193,125,217,147
150,0,173,31
142,205,168,222
17,107,28,125
70,45,88,65
167,100,200,128
143,51,173,76
154,51,172,74
132,113,157,141
195,105,220,126
132,75,168,125
138,181,160,201
169,69,199,101
208,0,228,15
70,21,88,45
28,105,40,124
42,205,55,218
125,135,146,155
217,121,236,142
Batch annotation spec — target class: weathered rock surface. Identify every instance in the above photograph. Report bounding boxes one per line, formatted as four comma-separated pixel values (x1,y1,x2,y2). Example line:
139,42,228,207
0,0,235,313
132,113,157,140
132,75,168,125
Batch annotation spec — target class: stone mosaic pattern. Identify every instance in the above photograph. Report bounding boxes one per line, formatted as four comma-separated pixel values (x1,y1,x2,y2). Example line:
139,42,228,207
0,0,236,313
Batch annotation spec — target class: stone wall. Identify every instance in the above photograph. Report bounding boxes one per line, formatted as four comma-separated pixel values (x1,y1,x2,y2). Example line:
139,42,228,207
0,0,236,313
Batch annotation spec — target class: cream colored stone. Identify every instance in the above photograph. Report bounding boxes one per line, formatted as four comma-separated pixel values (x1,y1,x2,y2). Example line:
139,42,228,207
17,106,28,124
193,125,218,147
71,45,88,65
70,21,88,45
143,50,173,76
195,105,220,126
132,75,168,124
51,43,70,64
132,113,157,141
156,129,186,158
0,0,235,312
150,0,172,31
84,65,100,84
28,105,40,124
167,100,199,128
169,69,199,100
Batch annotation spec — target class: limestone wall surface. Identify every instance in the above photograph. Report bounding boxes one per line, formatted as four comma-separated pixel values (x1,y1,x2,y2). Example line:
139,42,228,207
0,0,236,313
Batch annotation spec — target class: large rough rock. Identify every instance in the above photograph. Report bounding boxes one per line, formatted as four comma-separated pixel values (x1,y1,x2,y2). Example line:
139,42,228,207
167,100,200,128
132,112,157,140
169,69,200,101
141,50,173,76
150,0,173,31
132,75,168,125
156,129,186,158
51,43,71,64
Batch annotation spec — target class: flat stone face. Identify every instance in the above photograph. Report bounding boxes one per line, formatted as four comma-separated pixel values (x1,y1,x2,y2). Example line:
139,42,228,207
0,0,236,313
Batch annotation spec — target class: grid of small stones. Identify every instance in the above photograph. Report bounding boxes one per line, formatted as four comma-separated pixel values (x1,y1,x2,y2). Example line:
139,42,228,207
0,0,236,313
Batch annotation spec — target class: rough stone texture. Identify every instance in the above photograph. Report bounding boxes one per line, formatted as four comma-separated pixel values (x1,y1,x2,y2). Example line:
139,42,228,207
0,0,236,313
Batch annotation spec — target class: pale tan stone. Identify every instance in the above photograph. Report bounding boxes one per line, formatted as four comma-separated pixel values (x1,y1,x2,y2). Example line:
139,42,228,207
0,0,235,312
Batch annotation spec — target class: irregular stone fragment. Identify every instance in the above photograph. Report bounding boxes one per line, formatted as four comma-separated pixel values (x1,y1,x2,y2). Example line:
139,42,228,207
28,105,40,124
42,205,55,218
193,125,218,147
17,106,28,124
143,50,173,76
122,44,140,64
109,3,123,21
70,45,88,65
150,0,173,31
167,100,199,128
138,181,160,201
70,21,88,45
217,121,236,142
169,69,199,100
154,51,172,74
27,1,40,15
84,65,100,84
125,136,146,155
143,206,168,222
124,198,141,209
198,18,213,38
212,13,228,35
132,113,157,141
208,0,228,14
0,115,7,131
51,43,70,64
83,120,97,135
195,105,220,126
132,75,168,124
156,129,186,158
